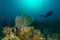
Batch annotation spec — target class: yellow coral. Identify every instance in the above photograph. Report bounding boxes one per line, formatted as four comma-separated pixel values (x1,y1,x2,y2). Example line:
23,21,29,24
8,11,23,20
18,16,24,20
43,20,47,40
2,32,20,40
3,27,12,34
13,36,20,40
21,26,34,32
33,30,41,36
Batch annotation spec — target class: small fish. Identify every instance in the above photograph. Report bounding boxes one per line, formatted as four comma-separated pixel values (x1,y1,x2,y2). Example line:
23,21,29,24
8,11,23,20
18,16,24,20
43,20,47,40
40,11,53,17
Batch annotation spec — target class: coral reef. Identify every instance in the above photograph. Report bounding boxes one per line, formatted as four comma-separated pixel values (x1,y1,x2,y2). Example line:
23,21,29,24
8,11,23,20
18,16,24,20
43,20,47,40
2,13,60,40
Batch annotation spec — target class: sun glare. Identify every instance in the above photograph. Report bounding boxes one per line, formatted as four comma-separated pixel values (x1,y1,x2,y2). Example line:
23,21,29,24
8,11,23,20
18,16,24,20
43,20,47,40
21,0,44,9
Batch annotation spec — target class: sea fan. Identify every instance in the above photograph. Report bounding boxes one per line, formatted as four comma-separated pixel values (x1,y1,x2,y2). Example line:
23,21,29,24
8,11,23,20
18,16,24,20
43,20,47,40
15,13,33,29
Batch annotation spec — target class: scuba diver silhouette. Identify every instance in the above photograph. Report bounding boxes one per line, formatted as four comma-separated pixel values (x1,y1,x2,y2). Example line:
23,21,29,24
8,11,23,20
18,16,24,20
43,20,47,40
40,11,53,17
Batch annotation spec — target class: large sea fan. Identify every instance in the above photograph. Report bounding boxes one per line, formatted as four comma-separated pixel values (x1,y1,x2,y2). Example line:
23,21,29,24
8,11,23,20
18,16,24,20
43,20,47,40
15,13,33,29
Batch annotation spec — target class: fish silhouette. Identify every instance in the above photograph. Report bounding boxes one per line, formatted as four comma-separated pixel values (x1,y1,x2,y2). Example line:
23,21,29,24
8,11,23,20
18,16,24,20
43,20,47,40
40,11,53,17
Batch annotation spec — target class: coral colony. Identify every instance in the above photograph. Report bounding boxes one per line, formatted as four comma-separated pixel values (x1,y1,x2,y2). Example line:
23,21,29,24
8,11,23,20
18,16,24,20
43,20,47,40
2,13,59,40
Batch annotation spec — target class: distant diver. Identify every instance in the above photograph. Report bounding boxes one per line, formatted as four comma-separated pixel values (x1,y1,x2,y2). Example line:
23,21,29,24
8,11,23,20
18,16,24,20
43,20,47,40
40,11,53,17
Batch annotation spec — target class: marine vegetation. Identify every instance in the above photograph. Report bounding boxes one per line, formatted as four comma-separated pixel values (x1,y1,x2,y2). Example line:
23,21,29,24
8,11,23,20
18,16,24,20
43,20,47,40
1,13,60,40
15,13,33,29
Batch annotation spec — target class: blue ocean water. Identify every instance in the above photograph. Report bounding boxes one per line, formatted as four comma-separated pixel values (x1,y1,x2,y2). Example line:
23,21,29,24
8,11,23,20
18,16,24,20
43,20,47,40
0,0,60,21
0,0,60,40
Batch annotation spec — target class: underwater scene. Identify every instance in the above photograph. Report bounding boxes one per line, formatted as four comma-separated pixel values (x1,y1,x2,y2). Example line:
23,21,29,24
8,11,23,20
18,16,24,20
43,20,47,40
0,0,60,40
